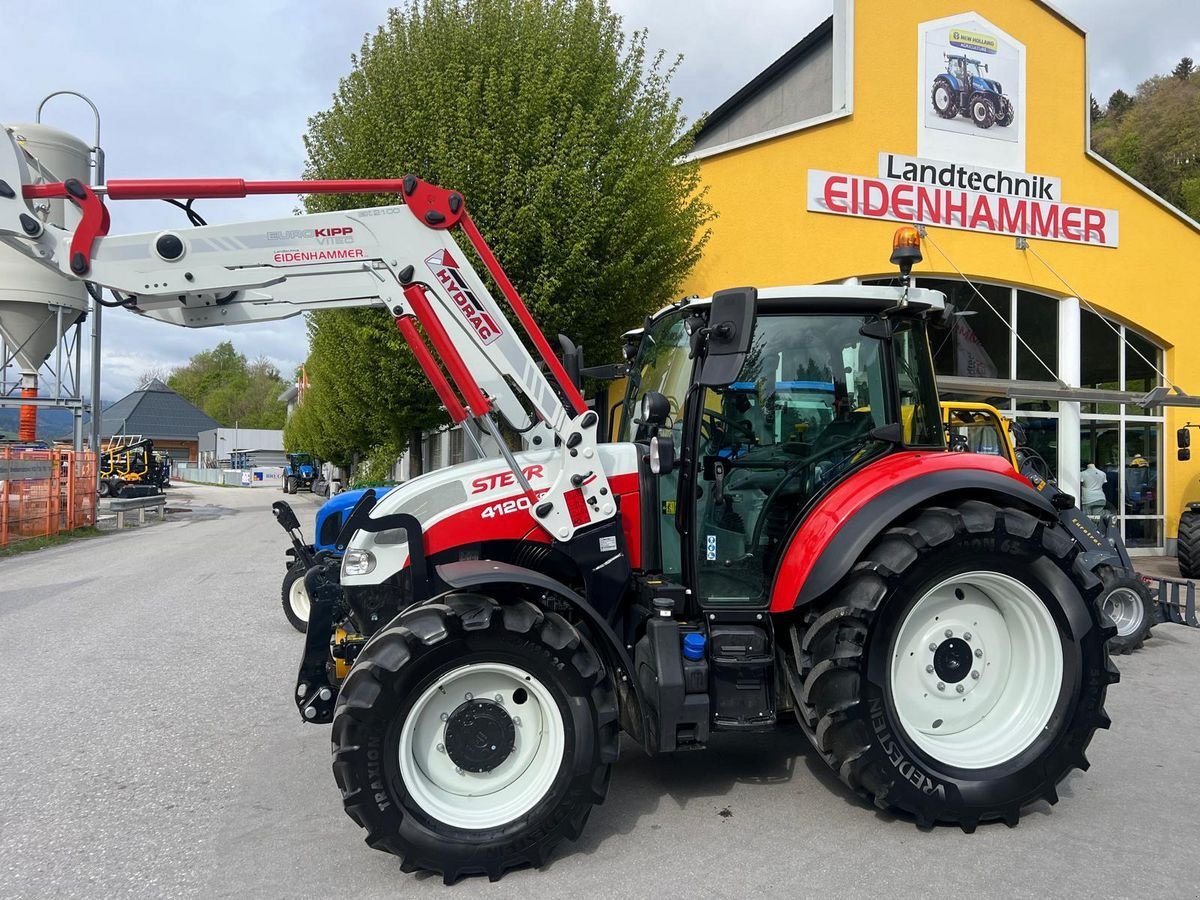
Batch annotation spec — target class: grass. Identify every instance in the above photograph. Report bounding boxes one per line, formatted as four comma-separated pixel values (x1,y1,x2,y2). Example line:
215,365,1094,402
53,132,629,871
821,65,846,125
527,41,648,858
0,526,105,557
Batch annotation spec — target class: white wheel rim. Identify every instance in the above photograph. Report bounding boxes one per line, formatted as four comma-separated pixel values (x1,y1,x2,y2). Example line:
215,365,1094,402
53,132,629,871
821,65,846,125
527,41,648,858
289,574,310,622
935,87,950,108
889,571,1064,770
1102,587,1144,637
974,101,989,120
399,662,565,830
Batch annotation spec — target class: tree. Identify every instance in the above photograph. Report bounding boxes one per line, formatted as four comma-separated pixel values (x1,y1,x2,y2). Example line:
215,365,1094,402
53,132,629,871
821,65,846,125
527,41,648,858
1090,95,1104,124
299,0,712,466
1173,56,1194,80
168,341,289,428
1106,88,1134,120
1092,71,1200,221
137,365,172,387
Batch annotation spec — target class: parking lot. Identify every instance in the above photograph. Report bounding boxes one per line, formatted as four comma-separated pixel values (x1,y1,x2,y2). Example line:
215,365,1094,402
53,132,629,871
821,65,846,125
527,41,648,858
1,482,1197,899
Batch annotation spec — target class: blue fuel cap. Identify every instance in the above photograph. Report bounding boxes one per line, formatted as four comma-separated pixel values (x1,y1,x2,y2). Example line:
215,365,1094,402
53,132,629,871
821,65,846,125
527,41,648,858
682,632,707,661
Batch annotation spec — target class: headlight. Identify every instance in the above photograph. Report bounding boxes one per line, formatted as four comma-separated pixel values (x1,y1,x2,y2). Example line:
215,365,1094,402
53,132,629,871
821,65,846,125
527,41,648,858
342,549,376,577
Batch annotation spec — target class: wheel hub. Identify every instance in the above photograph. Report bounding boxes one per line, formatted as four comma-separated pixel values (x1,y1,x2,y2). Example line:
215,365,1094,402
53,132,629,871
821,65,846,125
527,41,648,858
443,699,516,773
933,637,973,683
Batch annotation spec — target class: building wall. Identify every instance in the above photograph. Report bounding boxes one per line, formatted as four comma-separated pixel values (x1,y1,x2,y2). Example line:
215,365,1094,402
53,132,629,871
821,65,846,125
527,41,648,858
683,0,1200,546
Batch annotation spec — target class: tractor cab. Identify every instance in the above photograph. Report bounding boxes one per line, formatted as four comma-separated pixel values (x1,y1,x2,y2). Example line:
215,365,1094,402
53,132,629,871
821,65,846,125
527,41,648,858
622,283,946,606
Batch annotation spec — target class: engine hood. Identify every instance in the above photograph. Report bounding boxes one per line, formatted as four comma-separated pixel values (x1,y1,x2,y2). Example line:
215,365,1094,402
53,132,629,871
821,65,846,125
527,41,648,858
341,442,640,586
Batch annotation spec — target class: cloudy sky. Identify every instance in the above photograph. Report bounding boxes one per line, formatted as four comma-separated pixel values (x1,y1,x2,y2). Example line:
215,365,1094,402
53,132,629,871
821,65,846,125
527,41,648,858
3,0,1197,400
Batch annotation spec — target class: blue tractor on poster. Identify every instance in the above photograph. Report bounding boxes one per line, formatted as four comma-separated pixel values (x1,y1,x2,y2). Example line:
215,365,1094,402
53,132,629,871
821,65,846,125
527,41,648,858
931,53,1014,129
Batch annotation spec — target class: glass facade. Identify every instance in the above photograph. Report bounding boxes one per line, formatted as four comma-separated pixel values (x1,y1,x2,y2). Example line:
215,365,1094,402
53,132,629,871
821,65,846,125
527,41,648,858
869,277,1166,551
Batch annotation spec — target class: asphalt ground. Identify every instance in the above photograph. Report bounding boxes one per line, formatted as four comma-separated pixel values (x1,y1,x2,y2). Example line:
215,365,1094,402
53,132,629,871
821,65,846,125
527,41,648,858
1,483,1197,899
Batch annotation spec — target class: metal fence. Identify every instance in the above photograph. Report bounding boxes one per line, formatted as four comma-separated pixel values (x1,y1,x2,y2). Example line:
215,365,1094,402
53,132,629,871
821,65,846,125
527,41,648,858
1144,577,1200,628
0,448,97,548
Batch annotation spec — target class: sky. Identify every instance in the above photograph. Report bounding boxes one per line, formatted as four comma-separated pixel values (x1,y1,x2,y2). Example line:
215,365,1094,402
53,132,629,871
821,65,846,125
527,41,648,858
2,0,1197,401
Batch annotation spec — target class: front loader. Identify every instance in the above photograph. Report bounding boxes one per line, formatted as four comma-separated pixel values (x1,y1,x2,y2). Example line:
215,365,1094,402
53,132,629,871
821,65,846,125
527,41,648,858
0,127,1118,884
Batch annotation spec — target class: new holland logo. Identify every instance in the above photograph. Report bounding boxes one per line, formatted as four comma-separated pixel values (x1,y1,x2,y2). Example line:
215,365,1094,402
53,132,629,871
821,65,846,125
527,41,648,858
424,250,504,345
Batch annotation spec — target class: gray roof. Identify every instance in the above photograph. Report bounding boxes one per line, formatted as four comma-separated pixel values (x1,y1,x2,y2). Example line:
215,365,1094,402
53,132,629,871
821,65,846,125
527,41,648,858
91,378,219,440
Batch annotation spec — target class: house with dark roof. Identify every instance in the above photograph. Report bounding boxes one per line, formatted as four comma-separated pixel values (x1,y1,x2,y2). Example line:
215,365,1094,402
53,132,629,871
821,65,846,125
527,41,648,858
89,378,218,463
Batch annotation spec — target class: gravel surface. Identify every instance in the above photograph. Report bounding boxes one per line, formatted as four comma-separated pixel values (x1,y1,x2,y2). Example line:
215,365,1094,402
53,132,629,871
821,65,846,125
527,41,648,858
1,483,1197,899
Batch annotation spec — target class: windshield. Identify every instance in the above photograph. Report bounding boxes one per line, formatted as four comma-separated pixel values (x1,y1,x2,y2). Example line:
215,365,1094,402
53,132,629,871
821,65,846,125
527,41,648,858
620,311,693,443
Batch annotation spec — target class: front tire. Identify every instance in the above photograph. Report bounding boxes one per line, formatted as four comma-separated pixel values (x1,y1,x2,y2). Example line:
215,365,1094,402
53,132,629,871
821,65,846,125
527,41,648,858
794,500,1116,830
996,96,1015,127
281,564,310,633
1096,566,1153,654
285,476,297,495
331,595,618,883
970,94,997,128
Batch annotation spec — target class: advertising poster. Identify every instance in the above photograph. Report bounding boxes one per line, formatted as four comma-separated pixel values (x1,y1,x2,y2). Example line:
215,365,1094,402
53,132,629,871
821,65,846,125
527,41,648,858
918,13,1026,171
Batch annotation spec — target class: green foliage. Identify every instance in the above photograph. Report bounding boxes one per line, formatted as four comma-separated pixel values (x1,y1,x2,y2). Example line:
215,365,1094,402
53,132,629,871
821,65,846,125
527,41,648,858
1093,71,1200,220
167,341,288,428
299,0,712,464
1173,57,1194,80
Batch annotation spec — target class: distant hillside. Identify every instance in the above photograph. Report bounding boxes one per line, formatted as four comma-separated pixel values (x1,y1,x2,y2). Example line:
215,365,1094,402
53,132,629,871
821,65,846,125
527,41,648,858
0,401,116,441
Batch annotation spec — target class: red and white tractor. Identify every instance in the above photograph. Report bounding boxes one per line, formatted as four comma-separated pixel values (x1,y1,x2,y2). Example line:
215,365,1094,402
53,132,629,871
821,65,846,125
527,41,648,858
0,128,1119,884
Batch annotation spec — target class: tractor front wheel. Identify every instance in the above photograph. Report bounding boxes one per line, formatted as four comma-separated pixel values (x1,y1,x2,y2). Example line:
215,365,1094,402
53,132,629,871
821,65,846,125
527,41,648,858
331,595,618,883
931,78,958,118
970,94,997,128
795,500,1116,830
284,476,297,494
996,96,1015,127
281,564,310,632
1097,566,1153,654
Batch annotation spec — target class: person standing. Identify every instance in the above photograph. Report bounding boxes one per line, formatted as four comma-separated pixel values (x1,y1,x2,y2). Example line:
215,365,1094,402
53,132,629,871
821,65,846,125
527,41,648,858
1080,462,1108,520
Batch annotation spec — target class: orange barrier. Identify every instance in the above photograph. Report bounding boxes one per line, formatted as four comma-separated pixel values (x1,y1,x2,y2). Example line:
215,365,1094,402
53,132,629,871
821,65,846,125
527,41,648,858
0,448,97,548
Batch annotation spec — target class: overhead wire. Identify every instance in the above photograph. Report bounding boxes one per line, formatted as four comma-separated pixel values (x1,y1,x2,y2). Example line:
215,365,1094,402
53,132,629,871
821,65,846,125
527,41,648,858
919,227,1064,386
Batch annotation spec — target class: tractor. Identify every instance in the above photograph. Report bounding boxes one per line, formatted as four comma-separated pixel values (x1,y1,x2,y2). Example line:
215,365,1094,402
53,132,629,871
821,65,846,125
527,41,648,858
282,451,318,494
931,53,1014,129
271,486,398,632
0,135,1122,886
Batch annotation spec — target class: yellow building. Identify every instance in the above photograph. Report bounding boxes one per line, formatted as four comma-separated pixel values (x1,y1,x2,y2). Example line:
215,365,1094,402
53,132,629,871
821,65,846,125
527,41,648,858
682,0,1200,556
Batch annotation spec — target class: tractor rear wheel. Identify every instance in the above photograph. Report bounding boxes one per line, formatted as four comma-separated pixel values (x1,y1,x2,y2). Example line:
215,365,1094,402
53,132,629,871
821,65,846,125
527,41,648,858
98,479,110,498
1177,507,1200,578
284,476,297,494
1096,566,1153,654
931,78,958,118
970,94,997,128
281,564,310,632
794,499,1116,831
331,594,618,883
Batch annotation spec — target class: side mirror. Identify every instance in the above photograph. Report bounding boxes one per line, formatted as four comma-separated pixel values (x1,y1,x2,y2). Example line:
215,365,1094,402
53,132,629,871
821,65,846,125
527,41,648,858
698,286,757,387
1180,448,1192,461
558,334,584,390
1178,427,1191,461
649,434,675,475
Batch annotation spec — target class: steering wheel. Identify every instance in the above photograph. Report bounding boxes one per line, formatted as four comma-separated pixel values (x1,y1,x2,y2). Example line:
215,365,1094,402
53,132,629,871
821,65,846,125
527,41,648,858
701,408,756,445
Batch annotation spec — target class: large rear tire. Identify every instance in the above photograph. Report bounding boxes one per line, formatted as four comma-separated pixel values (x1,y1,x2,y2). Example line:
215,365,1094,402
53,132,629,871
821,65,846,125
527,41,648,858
793,500,1116,830
1096,566,1153,654
931,78,958,118
331,595,618,883
1177,508,1200,578
281,564,310,633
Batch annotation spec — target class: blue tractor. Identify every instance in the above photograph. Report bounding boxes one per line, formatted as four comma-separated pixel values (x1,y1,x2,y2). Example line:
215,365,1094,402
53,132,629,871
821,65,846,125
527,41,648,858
271,487,397,632
931,53,1014,129
281,452,318,494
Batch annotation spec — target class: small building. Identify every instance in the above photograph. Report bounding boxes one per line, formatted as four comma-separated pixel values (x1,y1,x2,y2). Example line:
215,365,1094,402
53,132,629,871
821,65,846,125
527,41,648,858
92,378,218,464
197,426,286,468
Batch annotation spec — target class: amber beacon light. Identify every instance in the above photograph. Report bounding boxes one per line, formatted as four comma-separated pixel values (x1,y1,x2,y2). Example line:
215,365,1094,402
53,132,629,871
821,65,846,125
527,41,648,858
889,225,923,278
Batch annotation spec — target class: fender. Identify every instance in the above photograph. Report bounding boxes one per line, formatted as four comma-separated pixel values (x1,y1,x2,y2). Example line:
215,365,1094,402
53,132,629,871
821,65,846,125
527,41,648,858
937,73,961,92
434,558,648,741
769,451,1056,613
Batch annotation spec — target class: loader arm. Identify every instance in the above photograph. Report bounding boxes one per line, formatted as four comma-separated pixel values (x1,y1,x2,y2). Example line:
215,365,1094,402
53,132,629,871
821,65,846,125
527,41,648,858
0,128,614,542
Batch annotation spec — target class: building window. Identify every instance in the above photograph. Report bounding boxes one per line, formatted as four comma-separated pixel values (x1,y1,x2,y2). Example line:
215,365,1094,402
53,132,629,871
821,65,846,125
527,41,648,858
449,427,465,465
925,280,1013,379
427,430,443,471
1078,315,1164,550
1016,290,1058,381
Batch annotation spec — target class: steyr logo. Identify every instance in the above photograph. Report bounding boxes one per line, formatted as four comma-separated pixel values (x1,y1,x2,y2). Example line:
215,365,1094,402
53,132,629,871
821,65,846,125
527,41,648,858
425,250,504,345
